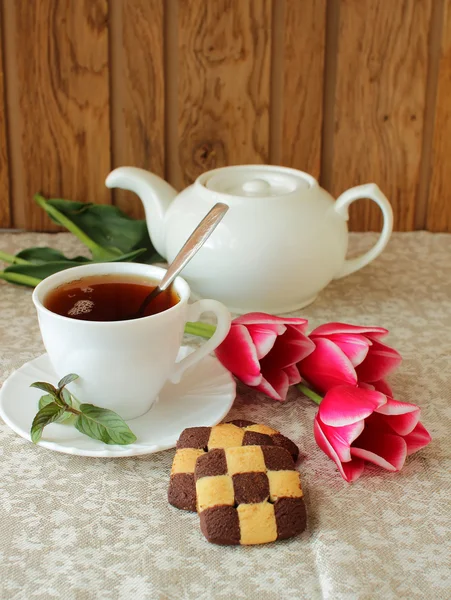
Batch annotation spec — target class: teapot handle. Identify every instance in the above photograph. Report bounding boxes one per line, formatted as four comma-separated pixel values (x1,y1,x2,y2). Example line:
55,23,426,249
333,183,393,279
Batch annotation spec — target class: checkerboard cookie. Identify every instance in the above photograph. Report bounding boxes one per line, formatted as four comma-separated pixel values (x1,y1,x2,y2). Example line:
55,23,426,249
195,445,306,545
168,421,299,511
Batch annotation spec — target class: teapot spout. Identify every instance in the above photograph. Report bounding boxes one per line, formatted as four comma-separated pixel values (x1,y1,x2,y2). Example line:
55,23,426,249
105,167,177,257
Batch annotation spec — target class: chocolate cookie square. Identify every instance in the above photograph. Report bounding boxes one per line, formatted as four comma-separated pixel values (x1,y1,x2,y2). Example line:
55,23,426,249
195,445,307,545
168,421,299,511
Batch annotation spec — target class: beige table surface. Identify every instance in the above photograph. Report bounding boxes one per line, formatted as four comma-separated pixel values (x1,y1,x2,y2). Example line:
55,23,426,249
0,232,450,600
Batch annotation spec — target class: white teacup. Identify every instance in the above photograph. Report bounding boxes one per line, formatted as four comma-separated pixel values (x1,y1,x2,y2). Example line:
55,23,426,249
32,262,231,420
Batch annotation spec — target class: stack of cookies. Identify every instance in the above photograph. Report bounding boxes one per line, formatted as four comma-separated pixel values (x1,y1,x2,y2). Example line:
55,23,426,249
168,420,307,545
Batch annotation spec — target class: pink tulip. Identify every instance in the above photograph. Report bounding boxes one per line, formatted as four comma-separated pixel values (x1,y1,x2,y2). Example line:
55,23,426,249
215,313,315,401
298,322,402,394
313,385,431,482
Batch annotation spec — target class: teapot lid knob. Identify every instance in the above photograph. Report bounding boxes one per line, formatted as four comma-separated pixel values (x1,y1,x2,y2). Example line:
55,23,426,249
203,165,315,196
242,178,271,194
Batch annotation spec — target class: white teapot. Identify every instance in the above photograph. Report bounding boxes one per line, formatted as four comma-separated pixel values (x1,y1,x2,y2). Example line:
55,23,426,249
105,165,393,313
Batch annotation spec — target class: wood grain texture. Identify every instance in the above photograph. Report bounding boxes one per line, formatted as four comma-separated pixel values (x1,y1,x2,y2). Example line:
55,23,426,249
11,0,110,230
330,0,431,231
177,0,271,188
0,7,10,227
111,0,165,219
279,0,326,178
427,0,451,232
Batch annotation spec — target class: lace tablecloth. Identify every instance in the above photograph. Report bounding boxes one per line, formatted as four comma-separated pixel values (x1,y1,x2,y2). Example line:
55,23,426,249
0,232,450,600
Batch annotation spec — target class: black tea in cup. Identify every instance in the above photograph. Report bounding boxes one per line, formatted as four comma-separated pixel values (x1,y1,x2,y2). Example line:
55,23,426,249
44,274,179,322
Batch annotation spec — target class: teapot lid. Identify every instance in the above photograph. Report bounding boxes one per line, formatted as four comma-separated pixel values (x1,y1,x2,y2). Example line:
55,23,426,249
203,165,314,198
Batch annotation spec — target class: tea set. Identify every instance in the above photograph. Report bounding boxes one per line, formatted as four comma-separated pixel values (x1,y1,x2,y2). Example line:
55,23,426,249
0,164,393,456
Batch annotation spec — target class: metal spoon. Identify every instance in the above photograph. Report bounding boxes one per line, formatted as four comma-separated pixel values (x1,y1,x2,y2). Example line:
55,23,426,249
133,202,229,318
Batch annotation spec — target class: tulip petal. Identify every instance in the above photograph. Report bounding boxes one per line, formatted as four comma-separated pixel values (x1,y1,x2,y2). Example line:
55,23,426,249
372,379,394,396
319,385,386,427
375,397,420,428
314,418,365,482
215,325,262,386
311,322,388,339
404,422,432,455
375,397,419,415
256,369,289,402
234,312,308,329
359,382,375,390
381,411,421,436
297,338,358,393
339,460,366,483
246,325,279,360
351,431,407,471
317,417,364,462
284,364,302,385
375,398,420,435
355,339,402,382
248,323,287,336
326,334,371,367
261,327,315,371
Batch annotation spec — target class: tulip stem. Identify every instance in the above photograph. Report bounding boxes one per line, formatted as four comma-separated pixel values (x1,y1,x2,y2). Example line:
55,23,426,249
297,383,323,405
0,250,30,265
184,321,216,339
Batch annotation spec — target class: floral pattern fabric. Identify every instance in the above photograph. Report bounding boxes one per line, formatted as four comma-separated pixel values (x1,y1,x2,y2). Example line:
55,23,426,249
0,232,450,600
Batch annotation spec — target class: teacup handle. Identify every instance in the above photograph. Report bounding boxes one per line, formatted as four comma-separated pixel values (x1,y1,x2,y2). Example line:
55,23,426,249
333,183,393,279
170,299,231,383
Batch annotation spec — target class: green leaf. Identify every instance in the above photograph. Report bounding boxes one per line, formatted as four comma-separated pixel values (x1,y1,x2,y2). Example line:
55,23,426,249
1,193,162,290
3,249,146,287
38,394,56,410
38,394,74,424
31,381,67,409
30,402,66,443
49,388,80,425
39,197,161,263
57,373,79,389
103,248,148,263
30,381,57,395
16,247,91,265
61,389,80,413
75,404,137,445
61,388,72,405
3,248,146,285
5,261,93,280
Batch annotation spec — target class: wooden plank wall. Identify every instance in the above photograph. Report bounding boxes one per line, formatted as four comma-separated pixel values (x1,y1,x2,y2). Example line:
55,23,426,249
0,3,9,228
3,0,111,231
110,0,165,219
0,0,450,232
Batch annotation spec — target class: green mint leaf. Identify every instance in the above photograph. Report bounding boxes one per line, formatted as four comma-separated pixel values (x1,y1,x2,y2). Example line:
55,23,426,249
56,413,77,425
74,404,137,445
39,394,74,424
54,396,66,409
33,382,65,409
30,403,66,443
60,388,73,406
57,373,79,389
58,389,78,424
30,381,57,395
62,389,80,411
38,394,55,410
61,389,80,410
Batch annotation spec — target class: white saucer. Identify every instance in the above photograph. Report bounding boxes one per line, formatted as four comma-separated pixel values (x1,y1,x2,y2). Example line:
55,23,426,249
0,347,236,457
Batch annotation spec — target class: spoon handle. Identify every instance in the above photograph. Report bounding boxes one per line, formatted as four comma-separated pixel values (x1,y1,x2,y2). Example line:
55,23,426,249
158,202,229,291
